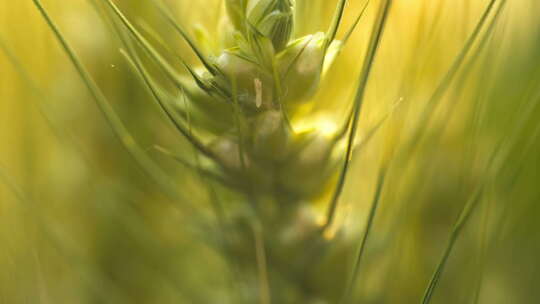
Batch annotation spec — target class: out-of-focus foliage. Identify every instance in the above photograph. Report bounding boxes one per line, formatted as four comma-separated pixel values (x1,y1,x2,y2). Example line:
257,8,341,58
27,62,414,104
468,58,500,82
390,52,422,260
1,0,539,303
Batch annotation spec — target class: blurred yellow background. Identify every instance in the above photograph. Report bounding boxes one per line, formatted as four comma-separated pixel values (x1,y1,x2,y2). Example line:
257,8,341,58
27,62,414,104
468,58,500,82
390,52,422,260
1,0,539,303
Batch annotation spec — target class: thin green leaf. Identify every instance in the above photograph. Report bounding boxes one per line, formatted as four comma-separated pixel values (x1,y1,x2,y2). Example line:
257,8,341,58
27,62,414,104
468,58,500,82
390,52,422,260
322,0,393,233
342,0,371,45
326,0,348,46
404,0,504,157
153,145,235,189
148,0,218,75
339,165,388,304
103,1,219,160
419,6,521,297
117,46,221,163
32,0,183,202
421,187,484,304
102,0,190,91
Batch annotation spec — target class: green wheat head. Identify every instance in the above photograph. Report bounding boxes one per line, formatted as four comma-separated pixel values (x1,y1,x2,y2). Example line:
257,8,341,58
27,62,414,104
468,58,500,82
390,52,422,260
105,0,365,206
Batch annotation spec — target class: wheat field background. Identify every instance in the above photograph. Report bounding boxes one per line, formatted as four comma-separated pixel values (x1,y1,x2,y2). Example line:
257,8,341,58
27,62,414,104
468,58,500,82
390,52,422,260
0,0,539,303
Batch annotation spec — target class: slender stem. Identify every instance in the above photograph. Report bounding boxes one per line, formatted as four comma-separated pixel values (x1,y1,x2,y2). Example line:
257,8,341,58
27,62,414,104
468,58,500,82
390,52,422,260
402,0,504,157
323,0,393,233
148,0,218,75
342,0,371,44
251,222,271,304
327,0,348,45
339,165,388,304
102,0,189,91
421,188,484,304
421,115,511,304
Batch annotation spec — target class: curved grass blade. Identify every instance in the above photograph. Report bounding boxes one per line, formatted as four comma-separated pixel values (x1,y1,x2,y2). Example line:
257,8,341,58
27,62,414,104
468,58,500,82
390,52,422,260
94,0,222,163
402,0,504,157
148,0,218,75
342,0,371,44
104,0,231,101
31,0,183,202
378,7,508,274
372,11,510,296
102,0,190,92
326,0,348,46
339,165,388,304
420,25,531,303
117,47,221,162
421,187,484,304
153,145,235,189
322,0,393,233
420,108,521,304
135,20,229,102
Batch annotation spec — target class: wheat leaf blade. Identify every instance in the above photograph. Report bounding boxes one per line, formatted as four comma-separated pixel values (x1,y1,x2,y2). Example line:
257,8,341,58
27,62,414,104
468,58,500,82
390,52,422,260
339,166,388,304
148,0,218,75
31,0,183,202
323,0,393,232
